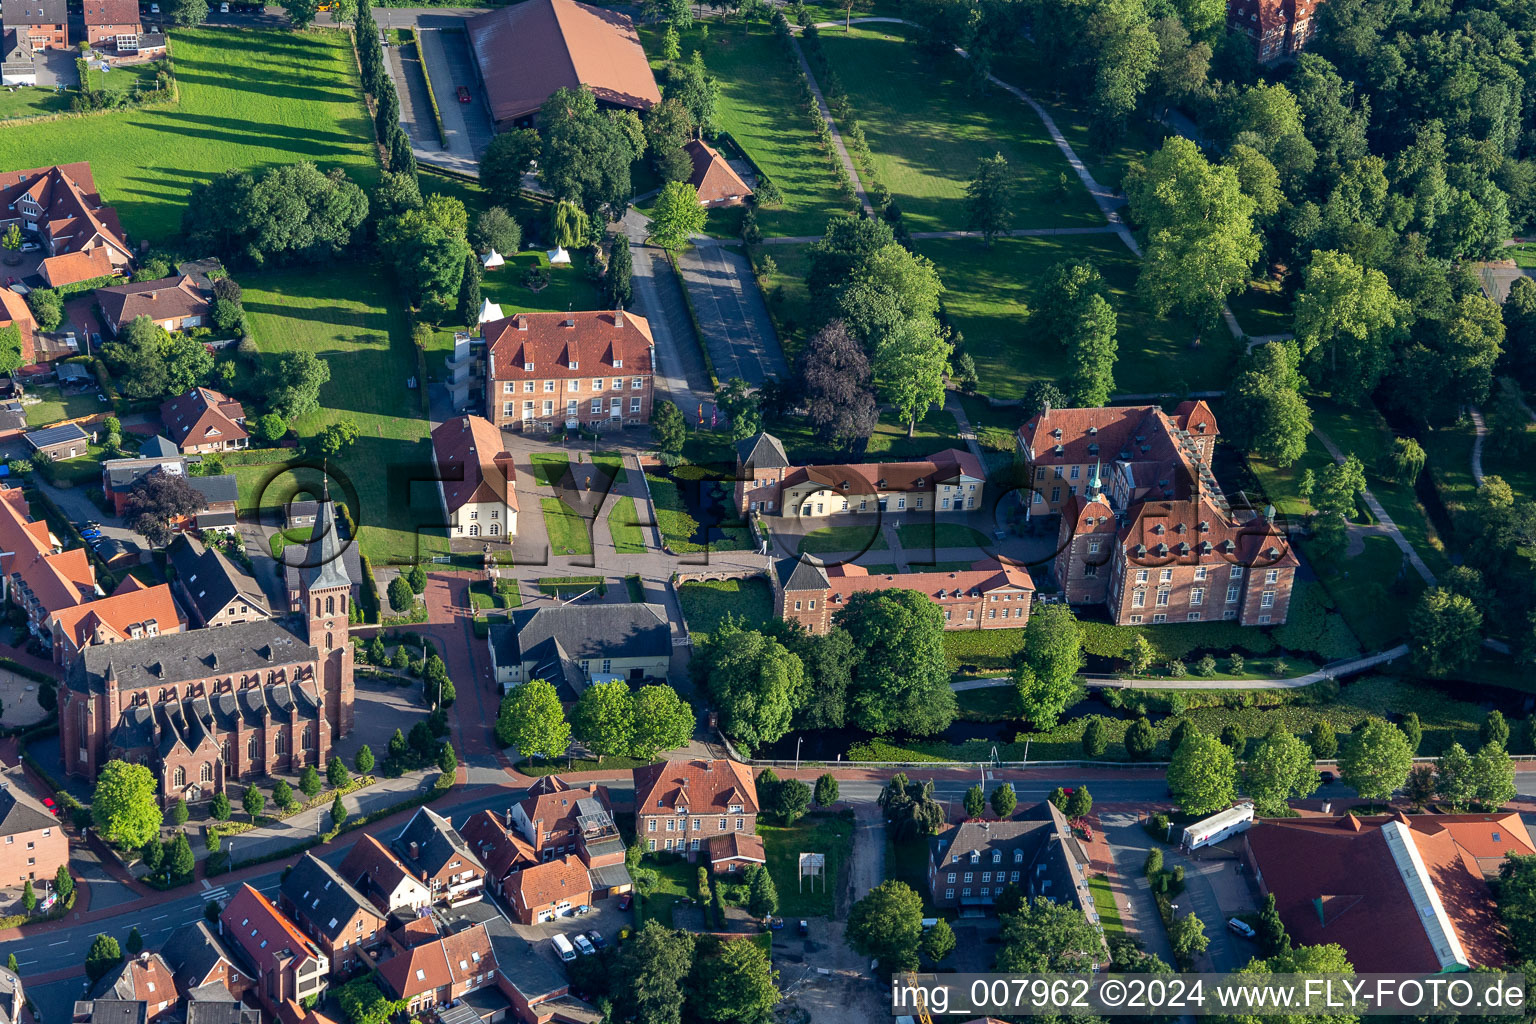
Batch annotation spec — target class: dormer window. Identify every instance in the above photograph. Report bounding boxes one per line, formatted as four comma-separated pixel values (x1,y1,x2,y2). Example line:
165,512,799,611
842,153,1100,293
992,850,1001,863
1053,445,1064,456
1152,524,1164,535
614,359,623,368
970,850,980,864
524,362,534,371
570,360,579,369
1051,427,1062,439
1199,521,1210,532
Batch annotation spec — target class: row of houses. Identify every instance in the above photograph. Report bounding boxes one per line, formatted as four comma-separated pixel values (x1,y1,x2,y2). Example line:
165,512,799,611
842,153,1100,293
3,0,163,85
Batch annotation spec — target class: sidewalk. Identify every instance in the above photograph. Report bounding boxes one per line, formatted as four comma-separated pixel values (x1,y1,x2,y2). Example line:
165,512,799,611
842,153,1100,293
1313,429,1436,586
211,771,439,866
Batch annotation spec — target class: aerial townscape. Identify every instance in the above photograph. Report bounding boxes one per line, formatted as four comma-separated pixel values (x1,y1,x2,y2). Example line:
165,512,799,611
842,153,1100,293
1,0,1536,1021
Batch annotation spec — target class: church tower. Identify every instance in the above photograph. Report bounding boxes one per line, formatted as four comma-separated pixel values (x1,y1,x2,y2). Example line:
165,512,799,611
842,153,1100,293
302,492,355,736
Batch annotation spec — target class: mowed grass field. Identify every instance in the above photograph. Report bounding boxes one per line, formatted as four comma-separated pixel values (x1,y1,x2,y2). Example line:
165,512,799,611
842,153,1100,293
238,264,442,564
0,28,379,243
917,233,1239,400
639,22,853,238
817,24,1100,232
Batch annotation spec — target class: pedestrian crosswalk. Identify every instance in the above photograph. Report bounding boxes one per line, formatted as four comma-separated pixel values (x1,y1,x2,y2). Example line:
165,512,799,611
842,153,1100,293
200,885,229,905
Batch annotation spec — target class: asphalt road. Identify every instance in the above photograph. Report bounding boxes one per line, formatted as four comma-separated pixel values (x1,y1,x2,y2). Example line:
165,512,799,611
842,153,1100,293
677,243,788,388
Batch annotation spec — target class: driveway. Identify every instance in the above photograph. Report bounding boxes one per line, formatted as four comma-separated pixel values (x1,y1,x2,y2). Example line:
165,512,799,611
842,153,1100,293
1096,810,1179,967
419,27,495,161
618,211,713,412
1163,846,1258,971
677,243,787,388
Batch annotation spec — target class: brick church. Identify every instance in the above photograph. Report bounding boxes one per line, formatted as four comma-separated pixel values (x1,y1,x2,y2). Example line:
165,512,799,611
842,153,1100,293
59,502,355,804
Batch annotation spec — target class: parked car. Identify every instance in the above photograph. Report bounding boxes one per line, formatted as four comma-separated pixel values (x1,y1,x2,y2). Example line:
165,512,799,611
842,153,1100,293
587,930,606,950
550,934,576,962
1318,770,1337,785
1228,918,1256,939
456,85,471,103
573,904,592,917
219,2,229,10
797,920,809,937
41,796,59,817
19,243,38,253
617,894,632,911
150,3,159,12
572,934,596,956
766,916,784,931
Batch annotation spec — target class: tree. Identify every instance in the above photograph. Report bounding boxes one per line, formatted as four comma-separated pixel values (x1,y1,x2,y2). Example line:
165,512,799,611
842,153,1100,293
54,863,74,904
1409,588,1483,677
1225,341,1312,466
315,419,360,459
965,153,1015,243
27,288,62,332
611,922,694,1024
798,320,878,449
1293,250,1407,403
1124,136,1260,320
771,778,811,825
744,862,779,918
715,377,761,441
1242,728,1319,814
279,0,321,28
168,0,208,24
1310,721,1337,760
385,575,414,614
650,181,706,252
839,243,944,347
539,88,634,219
101,316,172,399
1339,718,1414,802
990,782,1017,818
328,755,350,789
1169,913,1209,968
354,744,375,775
121,470,207,547
838,589,956,735
168,797,189,827
846,880,923,972
495,679,571,761
873,318,950,437
271,779,295,813
92,760,163,849
644,97,695,182
142,836,164,873
1011,604,1084,729
479,129,541,205
1167,732,1237,814
572,681,634,765
1405,763,1438,810
168,831,194,879
964,783,986,819
631,683,696,759
456,252,482,328
1124,716,1156,760
920,917,957,964
1435,742,1476,811
1399,712,1423,754
242,784,265,822
650,400,687,457
691,620,803,749
0,225,18,252
404,564,428,593
210,790,231,822
878,773,945,838
1065,296,1120,409
814,773,839,807
183,163,366,269
693,937,780,1024
1127,634,1155,674
336,979,407,1024
85,934,123,983
438,741,458,775
471,206,521,259
1472,742,1516,810
0,325,22,379
1082,717,1107,757
605,233,634,310
330,792,347,830
1256,893,1289,957
1065,786,1092,820
264,350,331,422
20,879,35,914
995,896,1104,971
1483,709,1511,749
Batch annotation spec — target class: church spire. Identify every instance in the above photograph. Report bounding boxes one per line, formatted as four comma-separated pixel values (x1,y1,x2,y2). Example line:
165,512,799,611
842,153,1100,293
1086,458,1103,500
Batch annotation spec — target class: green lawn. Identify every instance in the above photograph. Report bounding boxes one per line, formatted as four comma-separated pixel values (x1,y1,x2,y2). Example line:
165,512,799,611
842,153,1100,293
23,385,102,428
639,22,854,238
0,28,379,244
942,628,1029,674
1505,242,1536,268
646,469,753,553
796,524,889,554
916,234,1236,401
540,498,594,556
636,857,695,929
759,813,853,918
608,495,647,554
897,523,990,549
0,85,73,122
239,264,440,564
677,576,773,640
1312,535,1425,651
1228,279,1293,338
1089,875,1124,935
529,452,570,488
818,24,1100,232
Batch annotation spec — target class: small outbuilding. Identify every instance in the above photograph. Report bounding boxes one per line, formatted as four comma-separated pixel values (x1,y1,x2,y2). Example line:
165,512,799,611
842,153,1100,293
685,139,753,207
24,422,91,460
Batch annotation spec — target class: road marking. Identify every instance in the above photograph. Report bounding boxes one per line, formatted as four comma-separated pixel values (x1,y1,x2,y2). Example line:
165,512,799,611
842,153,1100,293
152,914,168,921
48,940,68,947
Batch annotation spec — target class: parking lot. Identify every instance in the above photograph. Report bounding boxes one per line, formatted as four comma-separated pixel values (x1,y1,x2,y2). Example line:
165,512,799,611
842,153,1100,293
502,891,632,971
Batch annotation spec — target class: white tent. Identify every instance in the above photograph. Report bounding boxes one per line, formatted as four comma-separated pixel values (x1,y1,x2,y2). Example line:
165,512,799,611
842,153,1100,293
547,246,571,265
481,248,504,269
478,299,505,324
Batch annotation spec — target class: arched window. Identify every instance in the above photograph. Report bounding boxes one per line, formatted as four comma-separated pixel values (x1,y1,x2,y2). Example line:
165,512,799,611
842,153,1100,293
200,762,212,783
469,523,479,537
173,765,186,787
326,595,335,616
302,725,313,750
248,735,260,760
275,731,287,755
326,632,333,650
315,598,322,616
489,524,499,536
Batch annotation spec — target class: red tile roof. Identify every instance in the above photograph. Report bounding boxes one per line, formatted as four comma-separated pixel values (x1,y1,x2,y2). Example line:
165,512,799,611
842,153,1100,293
50,581,182,650
484,310,654,382
707,832,765,864
781,448,986,496
82,0,138,23
518,779,610,844
0,487,95,616
1246,815,1510,973
511,855,591,912
685,140,752,204
466,0,660,123
0,165,130,261
340,834,418,906
0,289,34,366
96,275,211,330
1118,496,1297,568
378,937,451,1001
39,247,117,289
819,557,1036,604
431,416,517,513
459,809,537,883
220,885,325,977
633,759,758,816
160,387,247,450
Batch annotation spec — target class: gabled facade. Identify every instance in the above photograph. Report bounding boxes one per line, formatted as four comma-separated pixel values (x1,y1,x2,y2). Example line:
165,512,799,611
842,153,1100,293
0,164,129,259
2,0,67,48
48,578,184,666
91,954,179,1023
632,759,757,861
165,534,272,628
81,0,141,48
96,276,212,336
159,921,256,1004
1226,0,1323,63
927,802,1097,923
393,807,487,905
0,764,66,888
278,853,388,977
482,310,654,432
775,556,1035,635
430,415,517,540
487,602,670,692
339,834,432,914
219,885,329,1011
160,387,248,454
377,923,497,1017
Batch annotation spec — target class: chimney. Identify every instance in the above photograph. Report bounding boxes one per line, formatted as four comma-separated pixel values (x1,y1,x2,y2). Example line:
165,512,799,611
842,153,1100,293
614,310,624,329
516,316,527,331
410,841,419,859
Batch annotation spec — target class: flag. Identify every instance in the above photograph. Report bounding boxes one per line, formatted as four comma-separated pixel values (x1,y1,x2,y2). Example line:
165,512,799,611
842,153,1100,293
710,404,718,429
698,403,704,425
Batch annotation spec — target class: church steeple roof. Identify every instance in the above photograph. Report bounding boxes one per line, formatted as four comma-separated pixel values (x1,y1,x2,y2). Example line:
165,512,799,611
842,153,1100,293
305,483,352,592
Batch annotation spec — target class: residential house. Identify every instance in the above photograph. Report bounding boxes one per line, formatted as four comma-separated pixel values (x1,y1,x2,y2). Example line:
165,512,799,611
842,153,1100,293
39,247,117,290
0,964,20,1024
0,764,66,888
0,486,100,642
503,856,592,925
487,603,670,694
278,853,388,977
0,0,66,50
0,165,130,262
735,432,987,518
927,803,1097,923
431,415,517,540
72,1001,146,1024
182,984,260,1024
218,885,329,1011
465,0,659,129
159,920,256,1005
0,289,35,368
1242,812,1529,972
1019,402,1298,627
339,834,431,915
0,402,23,435
457,810,537,900
96,276,213,336
685,140,752,207
706,832,765,876
25,422,92,460
775,556,1035,636
90,953,179,1023
166,534,271,628
393,807,487,906
160,387,247,454
1226,0,1323,63
186,474,239,533
47,577,184,666
81,0,141,49
377,923,497,1017
632,759,758,861
101,453,239,532
482,310,654,432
